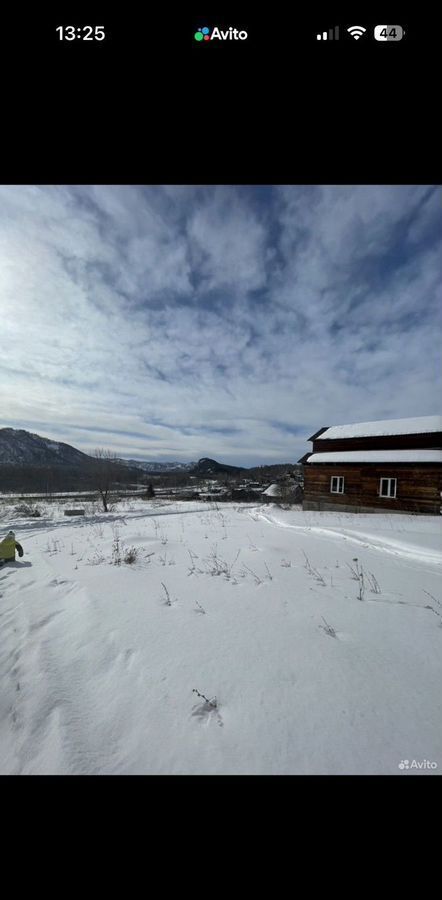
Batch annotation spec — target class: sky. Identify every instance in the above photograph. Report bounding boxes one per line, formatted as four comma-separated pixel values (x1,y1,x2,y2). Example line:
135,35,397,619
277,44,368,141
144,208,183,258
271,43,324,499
0,184,441,466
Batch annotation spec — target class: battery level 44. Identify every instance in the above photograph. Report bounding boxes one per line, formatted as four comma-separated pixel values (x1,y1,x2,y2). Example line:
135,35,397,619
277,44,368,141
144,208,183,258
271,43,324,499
374,25,405,41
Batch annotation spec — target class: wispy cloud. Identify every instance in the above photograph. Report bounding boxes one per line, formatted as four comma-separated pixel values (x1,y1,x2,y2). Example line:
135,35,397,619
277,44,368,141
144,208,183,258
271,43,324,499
1,185,440,464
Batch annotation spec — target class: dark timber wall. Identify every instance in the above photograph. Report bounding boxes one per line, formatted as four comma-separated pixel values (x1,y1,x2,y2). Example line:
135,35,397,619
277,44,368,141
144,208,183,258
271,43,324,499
312,432,442,454
303,464,442,514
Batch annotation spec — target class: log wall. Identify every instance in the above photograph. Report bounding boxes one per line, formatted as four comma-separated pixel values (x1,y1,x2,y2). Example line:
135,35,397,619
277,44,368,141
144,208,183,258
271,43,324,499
303,464,442,514
312,432,442,453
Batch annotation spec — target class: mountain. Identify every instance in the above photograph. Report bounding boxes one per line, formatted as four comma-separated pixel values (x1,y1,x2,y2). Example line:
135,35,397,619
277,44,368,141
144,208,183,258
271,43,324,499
191,457,247,477
0,428,147,493
116,457,245,476
117,458,196,473
0,429,299,481
0,428,92,467
0,431,235,476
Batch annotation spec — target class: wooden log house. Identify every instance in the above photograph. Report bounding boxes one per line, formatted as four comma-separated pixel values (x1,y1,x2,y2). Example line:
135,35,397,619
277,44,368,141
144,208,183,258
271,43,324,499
299,416,442,514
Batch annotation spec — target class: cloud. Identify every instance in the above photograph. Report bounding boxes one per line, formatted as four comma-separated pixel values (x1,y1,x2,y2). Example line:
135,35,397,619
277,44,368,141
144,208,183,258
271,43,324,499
0,184,440,465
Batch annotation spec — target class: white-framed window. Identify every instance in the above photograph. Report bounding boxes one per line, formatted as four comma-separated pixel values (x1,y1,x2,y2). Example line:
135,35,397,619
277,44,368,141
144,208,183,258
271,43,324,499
330,476,344,494
380,477,397,498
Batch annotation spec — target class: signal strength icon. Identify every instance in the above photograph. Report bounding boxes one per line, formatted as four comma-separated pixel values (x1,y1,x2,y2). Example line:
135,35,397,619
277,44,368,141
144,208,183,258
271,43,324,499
347,25,366,40
316,26,339,40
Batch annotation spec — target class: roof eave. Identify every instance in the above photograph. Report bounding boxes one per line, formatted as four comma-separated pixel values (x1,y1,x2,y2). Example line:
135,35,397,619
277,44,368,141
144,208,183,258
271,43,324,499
307,426,329,442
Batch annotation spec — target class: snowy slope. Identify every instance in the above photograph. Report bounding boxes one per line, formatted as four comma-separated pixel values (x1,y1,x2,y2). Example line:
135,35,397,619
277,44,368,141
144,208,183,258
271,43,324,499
0,499,441,775
0,428,91,467
117,459,196,472
262,483,282,496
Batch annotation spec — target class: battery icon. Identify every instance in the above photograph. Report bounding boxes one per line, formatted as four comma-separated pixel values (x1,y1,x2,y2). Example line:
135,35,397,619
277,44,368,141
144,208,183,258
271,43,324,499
374,25,404,41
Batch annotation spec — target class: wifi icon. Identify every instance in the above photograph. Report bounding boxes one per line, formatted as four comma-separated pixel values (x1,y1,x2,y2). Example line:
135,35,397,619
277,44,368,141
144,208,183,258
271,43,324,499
347,25,366,40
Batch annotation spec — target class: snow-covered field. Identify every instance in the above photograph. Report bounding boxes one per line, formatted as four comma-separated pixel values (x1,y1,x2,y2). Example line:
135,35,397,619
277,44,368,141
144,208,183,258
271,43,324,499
1,498,441,775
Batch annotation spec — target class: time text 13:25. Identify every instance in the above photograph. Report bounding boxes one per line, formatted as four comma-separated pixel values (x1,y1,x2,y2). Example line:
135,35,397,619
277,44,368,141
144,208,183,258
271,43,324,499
56,26,106,41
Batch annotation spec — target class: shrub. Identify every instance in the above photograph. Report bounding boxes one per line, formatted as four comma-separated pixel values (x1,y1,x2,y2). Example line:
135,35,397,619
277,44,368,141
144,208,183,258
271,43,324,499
319,616,337,638
112,533,121,565
14,503,42,517
123,546,138,564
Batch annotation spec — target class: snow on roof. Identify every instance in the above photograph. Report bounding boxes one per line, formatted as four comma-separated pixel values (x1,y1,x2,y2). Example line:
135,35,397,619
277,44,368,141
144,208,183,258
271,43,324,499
307,450,442,464
262,483,283,496
316,416,442,441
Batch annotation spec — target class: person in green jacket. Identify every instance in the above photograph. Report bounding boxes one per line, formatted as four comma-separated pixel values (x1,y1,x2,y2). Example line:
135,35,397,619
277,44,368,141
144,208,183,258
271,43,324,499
0,530,24,566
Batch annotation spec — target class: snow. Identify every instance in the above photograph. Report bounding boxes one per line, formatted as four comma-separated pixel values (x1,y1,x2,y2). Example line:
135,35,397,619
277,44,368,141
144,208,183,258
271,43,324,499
262,483,282,496
1,498,441,775
119,459,195,472
307,450,442,464
316,416,442,440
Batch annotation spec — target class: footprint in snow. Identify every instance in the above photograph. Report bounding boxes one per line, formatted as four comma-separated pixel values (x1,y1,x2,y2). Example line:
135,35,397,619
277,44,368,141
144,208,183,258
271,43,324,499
116,648,137,671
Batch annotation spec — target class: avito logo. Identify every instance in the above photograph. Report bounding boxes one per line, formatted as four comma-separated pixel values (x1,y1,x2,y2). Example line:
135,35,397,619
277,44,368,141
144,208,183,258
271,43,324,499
194,25,248,42
194,27,211,41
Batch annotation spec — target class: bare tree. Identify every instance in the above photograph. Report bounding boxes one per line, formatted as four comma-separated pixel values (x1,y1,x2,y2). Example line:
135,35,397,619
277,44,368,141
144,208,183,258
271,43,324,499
90,449,121,511
276,480,303,508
